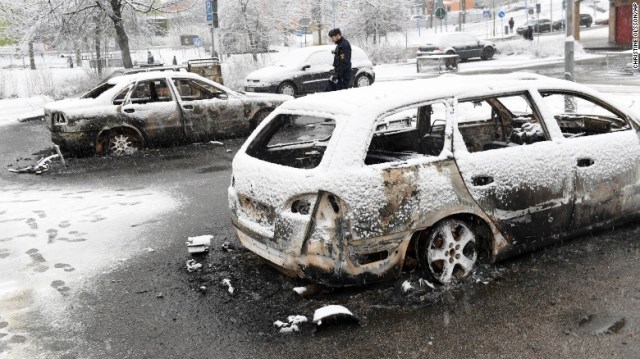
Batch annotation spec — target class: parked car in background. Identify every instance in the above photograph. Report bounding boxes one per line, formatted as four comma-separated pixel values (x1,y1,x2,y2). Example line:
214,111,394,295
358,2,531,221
228,73,640,287
417,32,496,61
553,14,593,30
516,18,552,34
244,45,376,97
46,72,291,156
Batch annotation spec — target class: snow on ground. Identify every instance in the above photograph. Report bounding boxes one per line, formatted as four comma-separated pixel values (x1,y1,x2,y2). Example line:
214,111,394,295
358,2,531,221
0,182,178,357
0,96,52,126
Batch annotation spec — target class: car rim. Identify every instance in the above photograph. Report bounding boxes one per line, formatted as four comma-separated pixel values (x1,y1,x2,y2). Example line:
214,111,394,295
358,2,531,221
357,76,371,87
426,220,477,284
108,134,138,156
280,84,295,96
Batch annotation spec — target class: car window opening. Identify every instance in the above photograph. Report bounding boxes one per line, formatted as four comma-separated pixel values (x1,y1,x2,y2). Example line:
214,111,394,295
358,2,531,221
539,91,632,138
81,83,115,99
457,94,548,153
366,103,447,165
246,114,336,169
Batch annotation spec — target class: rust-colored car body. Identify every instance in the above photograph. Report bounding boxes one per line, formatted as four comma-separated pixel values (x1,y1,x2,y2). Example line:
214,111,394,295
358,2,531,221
228,73,640,286
45,72,292,154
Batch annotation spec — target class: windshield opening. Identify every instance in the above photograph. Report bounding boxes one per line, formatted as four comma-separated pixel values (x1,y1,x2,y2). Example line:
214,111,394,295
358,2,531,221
81,83,115,99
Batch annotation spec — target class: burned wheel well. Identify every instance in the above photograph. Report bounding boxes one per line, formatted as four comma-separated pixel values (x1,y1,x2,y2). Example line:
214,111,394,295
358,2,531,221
249,108,273,130
406,213,494,264
95,127,144,154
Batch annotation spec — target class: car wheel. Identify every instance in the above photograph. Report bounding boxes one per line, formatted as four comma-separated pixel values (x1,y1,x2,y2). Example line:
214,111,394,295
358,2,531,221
355,74,372,87
105,130,142,156
277,82,297,97
586,22,591,28
416,219,478,284
481,47,495,60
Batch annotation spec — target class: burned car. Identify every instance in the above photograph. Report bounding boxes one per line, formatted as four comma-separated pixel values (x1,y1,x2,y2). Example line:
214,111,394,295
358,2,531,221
228,73,640,286
45,72,291,155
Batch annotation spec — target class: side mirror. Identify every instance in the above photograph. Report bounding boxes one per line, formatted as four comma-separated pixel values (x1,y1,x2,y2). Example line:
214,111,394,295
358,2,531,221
302,64,311,71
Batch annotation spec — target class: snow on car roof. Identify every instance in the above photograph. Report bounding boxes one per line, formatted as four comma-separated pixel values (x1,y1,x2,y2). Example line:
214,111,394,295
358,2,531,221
278,72,580,118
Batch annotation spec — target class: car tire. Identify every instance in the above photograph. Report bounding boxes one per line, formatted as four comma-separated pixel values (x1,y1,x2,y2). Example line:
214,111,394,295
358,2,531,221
586,22,591,28
416,219,478,284
481,46,495,60
354,74,372,88
104,130,142,156
277,82,297,97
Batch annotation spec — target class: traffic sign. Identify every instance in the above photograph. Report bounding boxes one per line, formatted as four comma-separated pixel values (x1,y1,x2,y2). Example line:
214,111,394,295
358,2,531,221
435,7,446,20
498,10,506,18
206,0,212,22
298,17,311,27
295,30,303,37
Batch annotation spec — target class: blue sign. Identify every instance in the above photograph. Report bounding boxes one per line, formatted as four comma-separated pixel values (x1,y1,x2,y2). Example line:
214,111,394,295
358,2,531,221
483,9,491,18
498,10,506,18
194,37,203,46
295,30,303,37
206,0,213,22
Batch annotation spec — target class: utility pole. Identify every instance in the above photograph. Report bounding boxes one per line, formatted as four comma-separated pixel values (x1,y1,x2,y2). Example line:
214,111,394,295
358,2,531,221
492,0,496,37
564,0,574,82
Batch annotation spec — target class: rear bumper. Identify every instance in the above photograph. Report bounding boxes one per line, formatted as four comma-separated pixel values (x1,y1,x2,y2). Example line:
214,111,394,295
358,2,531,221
230,215,410,287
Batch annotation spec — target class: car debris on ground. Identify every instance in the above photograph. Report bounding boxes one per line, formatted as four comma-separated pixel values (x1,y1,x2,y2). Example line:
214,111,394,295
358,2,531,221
221,278,234,294
186,259,202,272
274,315,308,334
312,305,359,327
8,146,66,174
186,235,213,254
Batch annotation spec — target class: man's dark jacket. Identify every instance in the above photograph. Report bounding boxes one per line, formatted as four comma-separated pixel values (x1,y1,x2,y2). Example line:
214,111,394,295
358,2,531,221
333,37,352,80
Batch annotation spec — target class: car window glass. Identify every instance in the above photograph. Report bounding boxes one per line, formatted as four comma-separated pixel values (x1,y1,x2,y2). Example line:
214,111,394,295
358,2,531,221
458,94,548,153
539,91,631,138
130,79,172,104
366,102,448,165
173,79,224,101
307,52,332,67
246,114,336,169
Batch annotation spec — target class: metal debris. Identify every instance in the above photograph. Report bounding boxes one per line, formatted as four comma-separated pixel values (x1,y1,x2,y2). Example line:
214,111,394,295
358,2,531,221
419,278,435,290
273,315,308,334
186,235,213,254
8,153,64,174
312,305,359,327
222,278,234,294
186,259,202,272
210,141,224,146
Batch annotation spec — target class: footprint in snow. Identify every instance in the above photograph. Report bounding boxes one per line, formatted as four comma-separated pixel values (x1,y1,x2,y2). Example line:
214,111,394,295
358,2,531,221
26,248,48,272
54,263,75,272
51,280,71,296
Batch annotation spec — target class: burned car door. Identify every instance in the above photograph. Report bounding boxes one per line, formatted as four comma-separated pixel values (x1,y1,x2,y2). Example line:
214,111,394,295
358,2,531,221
538,91,640,230
121,78,184,143
453,93,576,250
173,78,245,140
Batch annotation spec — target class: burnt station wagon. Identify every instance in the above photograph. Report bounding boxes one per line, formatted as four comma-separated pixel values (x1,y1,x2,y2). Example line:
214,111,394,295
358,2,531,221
228,73,640,286
45,72,291,155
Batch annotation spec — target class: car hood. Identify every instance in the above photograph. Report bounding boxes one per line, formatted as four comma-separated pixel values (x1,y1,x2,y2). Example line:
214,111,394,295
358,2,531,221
246,66,296,83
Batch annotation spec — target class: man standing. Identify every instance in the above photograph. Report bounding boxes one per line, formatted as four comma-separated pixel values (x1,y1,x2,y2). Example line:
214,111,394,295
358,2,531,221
147,51,154,64
326,28,352,92
508,17,515,34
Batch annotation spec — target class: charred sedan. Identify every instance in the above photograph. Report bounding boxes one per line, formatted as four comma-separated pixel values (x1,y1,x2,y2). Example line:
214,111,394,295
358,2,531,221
228,73,640,286
45,72,291,155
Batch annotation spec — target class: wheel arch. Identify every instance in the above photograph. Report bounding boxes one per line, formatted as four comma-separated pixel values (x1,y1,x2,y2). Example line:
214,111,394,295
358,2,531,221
407,212,503,265
249,107,274,130
95,125,145,153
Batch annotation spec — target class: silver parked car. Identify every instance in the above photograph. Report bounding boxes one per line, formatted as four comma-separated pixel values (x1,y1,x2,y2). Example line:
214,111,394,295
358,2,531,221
228,73,640,286
45,72,291,155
